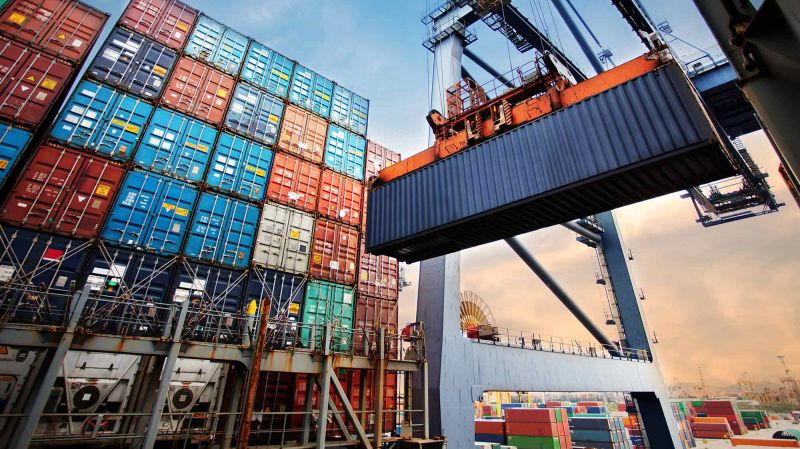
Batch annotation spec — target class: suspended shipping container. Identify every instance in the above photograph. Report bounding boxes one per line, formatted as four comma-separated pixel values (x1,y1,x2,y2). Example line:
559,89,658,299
100,169,198,255
184,14,246,76
324,124,365,181
318,169,363,228
88,27,177,99
0,0,106,64
299,280,354,352
184,192,259,268
119,0,197,51
277,104,327,163
162,56,234,125
310,218,358,285
1,144,124,238
206,132,273,202
266,152,321,213
364,140,400,180
225,82,284,146
252,202,313,275
134,107,216,182
289,64,332,118
51,79,153,160
330,84,368,136
0,122,32,187
357,241,398,300
0,36,73,127
241,40,294,98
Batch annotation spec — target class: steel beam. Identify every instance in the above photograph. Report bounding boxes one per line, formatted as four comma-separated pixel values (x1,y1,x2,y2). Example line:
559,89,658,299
551,0,605,74
374,328,386,448
301,374,315,445
462,48,514,88
316,325,333,449
10,286,90,449
314,377,352,441
561,220,602,243
329,372,372,449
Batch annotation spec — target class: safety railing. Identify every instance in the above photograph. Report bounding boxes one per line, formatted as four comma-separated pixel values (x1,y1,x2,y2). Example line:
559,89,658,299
450,57,550,114
0,281,72,327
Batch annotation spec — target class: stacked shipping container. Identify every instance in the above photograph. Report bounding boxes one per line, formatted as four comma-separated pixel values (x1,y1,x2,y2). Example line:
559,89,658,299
0,0,403,442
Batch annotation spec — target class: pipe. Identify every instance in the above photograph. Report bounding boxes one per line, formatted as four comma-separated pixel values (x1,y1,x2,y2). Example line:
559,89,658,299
551,0,605,74
237,297,271,449
561,221,602,243
463,48,515,89
504,237,618,352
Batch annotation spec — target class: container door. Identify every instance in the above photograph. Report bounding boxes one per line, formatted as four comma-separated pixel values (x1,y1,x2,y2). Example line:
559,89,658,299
119,0,165,41
43,1,106,63
344,133,366,180
196,63,233,125
88,28,143,90
175,264,245,343
184,192,225,263
330,85,351,130
267,51,293,98
252,203,284,269
121,0,196,50
219,199,258,268
184,15,223,64
289,65,313,111
172,113,215,181
237,139,272,201
311,73,333,118
350,93,368,136
51,80,115,150
324,125,347,176
266,153,321,213
100,170,161,248
254,91,283,146
88,90,152,160
127,35,176,99
0,0,64,49
240,40,270,89
207,133,272,201
225,83,258,139
162,56,204,117
278,105,326,163
213,27,246,76
0,124,31,187
147,176,195,254
0,48,72,126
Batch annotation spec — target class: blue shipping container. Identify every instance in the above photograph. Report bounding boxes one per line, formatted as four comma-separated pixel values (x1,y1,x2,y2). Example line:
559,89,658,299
184,15,247,76
134,107,217,182
0,226,88,326
88,27,178,99
51,80,153,160
240,41,294,98
225,83,284,146
324,124,366,181
0,123,32,187
331,84,369,136
206,132,273,202
81,246,176,337
289,65,333,118
101,170,198,255
243,267,306,320
184,192,259,268
172,262,246,343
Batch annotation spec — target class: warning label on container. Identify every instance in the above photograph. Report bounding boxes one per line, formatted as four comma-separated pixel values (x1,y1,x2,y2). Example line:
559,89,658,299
176,21,188,31
95,184,111,196
289,303,300,315
0,159,7,169
290,229,300,239
152,65,167,77
185,142,209,153
313,254,322,264
40,78,58,91
245,165,266,177
268,114,279,124
111,118,140,134
8,13,26,25
216,88,228,99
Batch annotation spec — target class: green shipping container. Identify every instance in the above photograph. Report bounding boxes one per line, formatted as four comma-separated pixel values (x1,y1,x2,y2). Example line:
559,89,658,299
0,0,8,12
299,280,355,352
506,435,560,449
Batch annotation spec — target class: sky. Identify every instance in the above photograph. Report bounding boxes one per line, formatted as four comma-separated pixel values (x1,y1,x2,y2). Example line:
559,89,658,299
81,0,800,387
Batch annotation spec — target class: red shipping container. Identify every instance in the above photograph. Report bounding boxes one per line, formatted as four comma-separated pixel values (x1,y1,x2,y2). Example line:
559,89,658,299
318,169,363,227
365,140,401,180
0,0,106,64
505,421,559,437
267,153,321,213
348,369,397,432
504,408,556,423
358,240,399,299
162,56,234,125
278,104,327,163
120,0,197,50
0,37,72,126
475,420,505,435
353,294,398,357
1,144,124,238
310,219,358,284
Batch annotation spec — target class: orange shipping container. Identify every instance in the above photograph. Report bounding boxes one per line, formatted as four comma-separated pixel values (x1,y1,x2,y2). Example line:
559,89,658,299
267,153,321,213
318,169,363,228
278,104,327,163
310,219,358,284
162,56,234,125
358,240,398,300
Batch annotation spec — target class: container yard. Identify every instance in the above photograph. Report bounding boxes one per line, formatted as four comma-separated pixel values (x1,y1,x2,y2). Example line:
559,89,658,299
0,1,797,449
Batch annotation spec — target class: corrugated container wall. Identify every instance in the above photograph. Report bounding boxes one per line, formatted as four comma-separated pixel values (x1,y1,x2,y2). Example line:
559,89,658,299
300,280,354,352
358,241,399,300
252,202,313,275
184,14,246,76
353,294,398,354
0,123,31,187
243,267,306,321
325,124,365,181
162,56,234,125
289,64,333,118
241,40,294,98
266,152,321,213
331,84,368,136
206,132,273,202
1,145,125,238
0,0,106,64
51,79,153,160
310,218,358,285
278,104,327,163
318,169,363,228
184,192,259,268
119,0,197,50
225,82,284,146
365,140,401,180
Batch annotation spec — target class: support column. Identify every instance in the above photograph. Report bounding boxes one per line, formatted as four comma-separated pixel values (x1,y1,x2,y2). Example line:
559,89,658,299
10,286,91,449
632,391,681,449
301,374,315,445
220,364,244,449
316,325,333,449
141,299,190,449
374,328,386,448
238,298,271,449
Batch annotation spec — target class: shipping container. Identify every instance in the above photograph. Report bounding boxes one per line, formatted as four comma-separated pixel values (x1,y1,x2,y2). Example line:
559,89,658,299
243,267,306,349
133,107,216,182
0,122,32,187
0,36,72,126
289,64,333,118
0,225,89,325
100,169,198,255
206,132,273,202
310,218,358,285
0,0,107,64
366,63,739,261
119,0,197,50
357,241,398,300
1,144,124,238
51,79,153,159
250,372,297,444
240,40,294,98
330,84,368,136
324,124,365,181
88,27,177,99
172,261,247,344
348,369,398,432
353,294,398,356
184,192,259,268
266,152,321,213
81,245,177,336
318,169,363,228
364,140,400,180
252,202,313,274
184,14,246,76
225,82,284,146
277,104,326,163
162,56,234,125
299,280,354,352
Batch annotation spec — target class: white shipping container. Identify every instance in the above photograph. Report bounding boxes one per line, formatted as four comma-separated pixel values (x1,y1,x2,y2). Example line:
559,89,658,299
253,203,315,274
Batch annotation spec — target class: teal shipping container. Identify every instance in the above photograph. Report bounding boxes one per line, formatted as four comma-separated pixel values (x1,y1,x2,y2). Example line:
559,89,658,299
299,280,354,352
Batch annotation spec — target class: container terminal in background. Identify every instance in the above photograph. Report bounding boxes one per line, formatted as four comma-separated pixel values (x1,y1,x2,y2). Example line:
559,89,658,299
0,1,797,449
